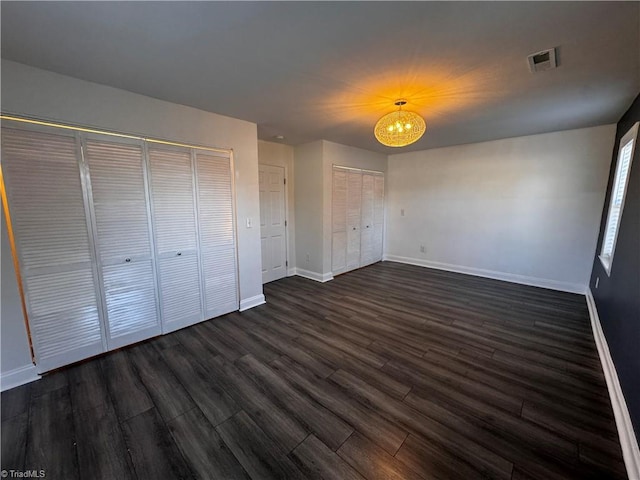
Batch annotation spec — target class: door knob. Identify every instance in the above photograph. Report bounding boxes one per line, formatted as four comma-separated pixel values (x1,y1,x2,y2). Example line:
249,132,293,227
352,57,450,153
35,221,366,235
125,258,131,263
177,252,182,256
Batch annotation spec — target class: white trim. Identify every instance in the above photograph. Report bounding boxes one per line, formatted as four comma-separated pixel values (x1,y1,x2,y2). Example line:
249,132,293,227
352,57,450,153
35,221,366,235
586,289,640,480
239,294,266,312
382,255,585,294
287,268,297,277
599,254,613,277
294,268,334,283
1,364,40,392
1,115,231,154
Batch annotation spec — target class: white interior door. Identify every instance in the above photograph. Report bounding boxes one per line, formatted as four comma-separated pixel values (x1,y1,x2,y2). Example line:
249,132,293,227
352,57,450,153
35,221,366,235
148,146,203,333
361,172,384,266
259,164,287,284
83,135,161,349
1,126,106,373
331,167,348,274
346,170,362,271
373,174,385,262
332,166,384,276
195,151,238,318
360,173,375,266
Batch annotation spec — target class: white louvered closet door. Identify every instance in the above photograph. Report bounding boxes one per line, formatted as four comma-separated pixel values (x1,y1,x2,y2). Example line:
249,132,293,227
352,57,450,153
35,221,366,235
360,173,375,266
372,174,385,262
346,170,363,271
83,135,161,349
331,167,348,274
195,152,239,319
148,146,203,333
1,127,105,373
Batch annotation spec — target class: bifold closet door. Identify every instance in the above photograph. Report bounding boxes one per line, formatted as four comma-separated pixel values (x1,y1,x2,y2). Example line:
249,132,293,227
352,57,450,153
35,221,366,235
83,135,161,349
360,173,375,266
148,146,203,333
1,127,105,372
361,172,384,266
346,169,362,271
195,152,238,318
332,166,366,274
372,174,385,262
331,167,348,274
332,166,384,276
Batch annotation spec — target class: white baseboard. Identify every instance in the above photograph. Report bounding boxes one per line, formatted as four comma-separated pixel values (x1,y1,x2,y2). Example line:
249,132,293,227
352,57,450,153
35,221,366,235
239,294,266,312
287,268,297,277
383,254,586,294
294,268,334,283
1,364,40,392
586,289,640,480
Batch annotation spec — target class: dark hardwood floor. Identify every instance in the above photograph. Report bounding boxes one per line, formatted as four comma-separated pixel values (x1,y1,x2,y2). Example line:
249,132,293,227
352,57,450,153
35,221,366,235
1,262,627,479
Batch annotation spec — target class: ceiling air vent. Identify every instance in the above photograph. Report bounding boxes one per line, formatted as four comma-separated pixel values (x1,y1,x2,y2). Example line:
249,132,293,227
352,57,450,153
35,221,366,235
527,47,557,73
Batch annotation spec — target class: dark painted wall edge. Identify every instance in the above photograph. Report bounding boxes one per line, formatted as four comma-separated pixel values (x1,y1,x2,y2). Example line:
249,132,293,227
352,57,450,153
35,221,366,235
589,92,640,441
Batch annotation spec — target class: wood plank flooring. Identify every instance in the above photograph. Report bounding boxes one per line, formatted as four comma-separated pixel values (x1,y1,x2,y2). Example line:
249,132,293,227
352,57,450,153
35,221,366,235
1,262,627,479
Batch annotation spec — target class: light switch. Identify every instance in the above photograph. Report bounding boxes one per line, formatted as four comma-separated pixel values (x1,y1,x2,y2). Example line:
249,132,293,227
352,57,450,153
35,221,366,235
246,217,252,228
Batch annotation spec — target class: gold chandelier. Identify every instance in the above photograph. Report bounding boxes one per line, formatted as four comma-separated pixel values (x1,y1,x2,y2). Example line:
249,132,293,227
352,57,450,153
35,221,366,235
374,100,426,147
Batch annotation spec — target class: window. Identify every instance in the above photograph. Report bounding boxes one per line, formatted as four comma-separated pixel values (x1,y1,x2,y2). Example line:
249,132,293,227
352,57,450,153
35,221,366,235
599,121,639,276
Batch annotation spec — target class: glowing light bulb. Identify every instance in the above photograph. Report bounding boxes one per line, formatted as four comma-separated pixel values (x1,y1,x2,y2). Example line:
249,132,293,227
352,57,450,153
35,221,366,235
387,125,394,132
406,124,412,129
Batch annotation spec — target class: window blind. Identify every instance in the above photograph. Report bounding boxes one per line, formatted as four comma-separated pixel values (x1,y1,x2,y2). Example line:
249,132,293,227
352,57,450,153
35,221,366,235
600,121,638,275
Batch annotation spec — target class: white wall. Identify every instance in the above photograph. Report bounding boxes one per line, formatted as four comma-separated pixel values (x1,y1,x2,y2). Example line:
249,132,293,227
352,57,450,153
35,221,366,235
323,141,388,173
1,60,264,378
385,125,616,293
258,140,296,273
321,141,387,275
294,141,324,274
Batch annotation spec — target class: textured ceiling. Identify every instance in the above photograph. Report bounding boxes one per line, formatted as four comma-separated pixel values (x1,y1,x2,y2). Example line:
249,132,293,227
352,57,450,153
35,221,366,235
1,1,639,153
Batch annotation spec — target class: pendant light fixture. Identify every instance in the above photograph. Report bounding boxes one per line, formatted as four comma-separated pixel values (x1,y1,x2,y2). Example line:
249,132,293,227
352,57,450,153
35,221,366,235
374,100,426,147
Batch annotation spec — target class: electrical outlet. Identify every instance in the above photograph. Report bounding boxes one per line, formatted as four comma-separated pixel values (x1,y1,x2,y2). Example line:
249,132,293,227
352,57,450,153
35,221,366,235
306,253,310,263
595,277,600,289
420,245,425,253
401,209,405,216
